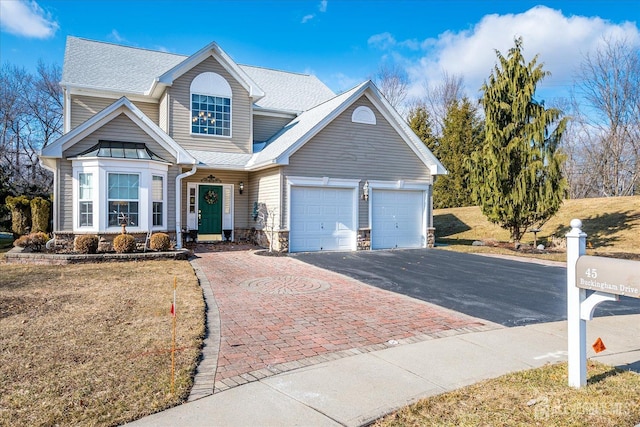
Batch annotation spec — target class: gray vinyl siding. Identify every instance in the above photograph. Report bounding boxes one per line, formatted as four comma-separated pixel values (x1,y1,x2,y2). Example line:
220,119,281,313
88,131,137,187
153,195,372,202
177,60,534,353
253,115,292,142
165,165,179,231
167,57,252,153
70,95,159,129
59,159,73,231
282,96,432,228
248,167,282,229
180,169,250,229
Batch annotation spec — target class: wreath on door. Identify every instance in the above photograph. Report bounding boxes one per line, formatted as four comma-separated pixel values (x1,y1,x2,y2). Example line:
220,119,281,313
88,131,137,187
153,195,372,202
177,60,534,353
204,190,218,205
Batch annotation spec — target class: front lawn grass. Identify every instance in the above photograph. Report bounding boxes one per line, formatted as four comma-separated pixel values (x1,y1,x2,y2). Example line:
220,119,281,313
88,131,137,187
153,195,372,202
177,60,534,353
0,260,204,426
375,361,640,427
434,195,640,262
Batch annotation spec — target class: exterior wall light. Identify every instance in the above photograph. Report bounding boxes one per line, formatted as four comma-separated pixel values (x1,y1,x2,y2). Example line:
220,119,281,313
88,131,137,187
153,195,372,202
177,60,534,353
239,181,244,194
362,180,369,201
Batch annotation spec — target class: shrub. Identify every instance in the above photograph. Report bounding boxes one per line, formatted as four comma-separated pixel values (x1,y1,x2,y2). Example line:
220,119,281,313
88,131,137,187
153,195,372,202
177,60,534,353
75,235,99,254
113,234,136,253
6,196,31,235
149,233,171,251
30,197,51,233
13,232,49,252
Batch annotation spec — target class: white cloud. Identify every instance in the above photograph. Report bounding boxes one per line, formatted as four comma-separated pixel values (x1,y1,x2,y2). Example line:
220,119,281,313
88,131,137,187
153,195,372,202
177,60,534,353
301,0,328,24
368,32,396,50
371,6,640,102
0,0,58,39
109,29,125,43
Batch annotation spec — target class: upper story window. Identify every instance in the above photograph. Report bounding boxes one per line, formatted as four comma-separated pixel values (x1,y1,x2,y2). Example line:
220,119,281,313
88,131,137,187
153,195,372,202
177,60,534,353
190,72,232,137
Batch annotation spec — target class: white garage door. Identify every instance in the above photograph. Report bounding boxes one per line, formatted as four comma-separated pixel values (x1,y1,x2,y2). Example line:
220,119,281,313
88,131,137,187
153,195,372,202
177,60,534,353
289,187,356,252
371,189,424,249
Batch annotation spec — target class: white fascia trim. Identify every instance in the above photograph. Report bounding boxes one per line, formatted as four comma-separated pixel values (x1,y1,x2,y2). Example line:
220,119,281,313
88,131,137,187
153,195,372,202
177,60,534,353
287,176,361,188
363,91,447,176
65,84,158,103
157,42,265,100
367,179,431,191
252,107,299,118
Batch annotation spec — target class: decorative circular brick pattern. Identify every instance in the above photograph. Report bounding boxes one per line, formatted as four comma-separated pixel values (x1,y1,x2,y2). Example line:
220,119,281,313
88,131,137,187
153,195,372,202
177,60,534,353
239,276,331,295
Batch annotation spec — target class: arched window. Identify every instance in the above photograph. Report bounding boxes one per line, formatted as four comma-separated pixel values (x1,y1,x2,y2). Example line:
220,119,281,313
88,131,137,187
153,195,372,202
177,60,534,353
351,106,376,125
190,72,232,137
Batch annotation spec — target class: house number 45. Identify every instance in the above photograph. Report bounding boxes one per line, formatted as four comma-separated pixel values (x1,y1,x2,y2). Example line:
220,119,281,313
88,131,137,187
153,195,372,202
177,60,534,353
584,268,598,279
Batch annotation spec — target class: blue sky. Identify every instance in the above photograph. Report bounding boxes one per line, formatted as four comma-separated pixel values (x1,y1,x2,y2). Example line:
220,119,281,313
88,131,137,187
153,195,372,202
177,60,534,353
1,0,639,103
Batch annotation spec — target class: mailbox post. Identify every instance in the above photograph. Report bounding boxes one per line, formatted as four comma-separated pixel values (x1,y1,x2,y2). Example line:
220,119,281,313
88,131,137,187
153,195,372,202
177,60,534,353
566,219,640,388
566,219,587,387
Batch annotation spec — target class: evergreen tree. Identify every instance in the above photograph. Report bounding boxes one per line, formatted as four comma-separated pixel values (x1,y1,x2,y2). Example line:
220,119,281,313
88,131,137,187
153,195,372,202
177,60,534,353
434,98,483,208
407,105,438,155
472,37,567,242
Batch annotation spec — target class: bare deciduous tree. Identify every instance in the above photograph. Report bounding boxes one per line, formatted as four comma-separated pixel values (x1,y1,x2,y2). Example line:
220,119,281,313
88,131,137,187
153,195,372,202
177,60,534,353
420,71,465,137
373,63,408,112
0,62,61,198
569,38,640,197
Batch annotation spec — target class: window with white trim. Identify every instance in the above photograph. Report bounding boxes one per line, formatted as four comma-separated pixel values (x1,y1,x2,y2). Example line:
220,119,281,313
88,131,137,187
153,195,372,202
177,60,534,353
78,173,93,227
190,72,232,137
108,173,139,227
152,175,164,227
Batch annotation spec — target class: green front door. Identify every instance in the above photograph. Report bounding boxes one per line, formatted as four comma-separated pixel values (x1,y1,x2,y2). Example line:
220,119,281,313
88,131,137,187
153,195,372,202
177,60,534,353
198,185,223,235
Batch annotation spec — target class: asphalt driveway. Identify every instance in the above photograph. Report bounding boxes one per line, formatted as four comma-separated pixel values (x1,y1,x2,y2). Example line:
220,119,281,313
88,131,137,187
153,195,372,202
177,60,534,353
292,249,640,327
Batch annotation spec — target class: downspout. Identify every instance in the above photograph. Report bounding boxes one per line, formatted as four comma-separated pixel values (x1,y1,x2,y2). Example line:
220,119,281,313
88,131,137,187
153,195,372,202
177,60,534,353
175,164,198,248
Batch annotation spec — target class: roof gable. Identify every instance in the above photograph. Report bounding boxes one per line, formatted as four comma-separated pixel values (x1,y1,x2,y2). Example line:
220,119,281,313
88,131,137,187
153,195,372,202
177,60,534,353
247,81,447,175
41,97,195,165
155,42,265,100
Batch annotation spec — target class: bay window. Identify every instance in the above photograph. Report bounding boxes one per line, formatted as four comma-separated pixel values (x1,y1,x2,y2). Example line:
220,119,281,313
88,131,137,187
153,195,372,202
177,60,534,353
72,143,168,233
152,175,164,227
78,173,93,227
108,173,139,227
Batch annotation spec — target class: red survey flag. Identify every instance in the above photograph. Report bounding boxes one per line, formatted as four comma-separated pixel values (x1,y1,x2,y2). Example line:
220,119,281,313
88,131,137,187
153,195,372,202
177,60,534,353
592,337,606,353
170,302,175,317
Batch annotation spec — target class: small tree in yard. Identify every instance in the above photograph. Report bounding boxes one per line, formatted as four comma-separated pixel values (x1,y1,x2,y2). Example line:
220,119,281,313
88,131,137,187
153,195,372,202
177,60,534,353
472,37,567,243
256,204,278,253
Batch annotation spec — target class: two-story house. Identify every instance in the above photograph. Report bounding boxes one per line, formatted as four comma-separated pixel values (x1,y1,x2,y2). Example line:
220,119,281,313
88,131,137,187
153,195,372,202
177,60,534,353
40,36,446,252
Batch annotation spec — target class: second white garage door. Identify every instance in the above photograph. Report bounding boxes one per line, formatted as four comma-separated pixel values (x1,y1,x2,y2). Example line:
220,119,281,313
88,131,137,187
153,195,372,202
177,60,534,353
289,187,356,252
371,189,424,249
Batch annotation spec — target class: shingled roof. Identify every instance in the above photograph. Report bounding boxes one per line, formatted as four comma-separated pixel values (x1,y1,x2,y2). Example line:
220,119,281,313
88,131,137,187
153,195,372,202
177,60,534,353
62,37,335,113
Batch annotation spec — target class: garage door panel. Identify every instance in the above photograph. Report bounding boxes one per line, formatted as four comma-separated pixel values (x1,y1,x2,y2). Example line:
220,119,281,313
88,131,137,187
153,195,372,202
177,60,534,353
290,186,356,253
372,189,424,250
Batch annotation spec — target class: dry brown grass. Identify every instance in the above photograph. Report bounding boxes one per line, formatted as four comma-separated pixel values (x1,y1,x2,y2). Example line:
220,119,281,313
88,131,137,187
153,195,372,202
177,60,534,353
435,195,640,262
375,361,640,427
0,260,204,426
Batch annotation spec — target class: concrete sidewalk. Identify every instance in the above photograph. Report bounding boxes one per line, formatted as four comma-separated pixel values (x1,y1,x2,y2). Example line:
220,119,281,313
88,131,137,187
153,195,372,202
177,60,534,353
127,313,640,427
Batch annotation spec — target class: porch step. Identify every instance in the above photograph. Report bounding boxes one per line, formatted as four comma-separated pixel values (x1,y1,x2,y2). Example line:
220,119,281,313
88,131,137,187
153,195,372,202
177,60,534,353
197,234,223,242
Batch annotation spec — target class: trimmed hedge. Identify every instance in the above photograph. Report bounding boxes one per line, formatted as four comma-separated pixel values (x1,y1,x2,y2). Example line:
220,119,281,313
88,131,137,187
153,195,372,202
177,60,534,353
74,235,99,254
30,197,51,233
149,233,171,251
6,196,31,235
113,234,136,253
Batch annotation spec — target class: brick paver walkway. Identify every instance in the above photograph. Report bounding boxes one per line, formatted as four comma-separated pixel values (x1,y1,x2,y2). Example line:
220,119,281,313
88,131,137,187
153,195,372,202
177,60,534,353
194,250,499,393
